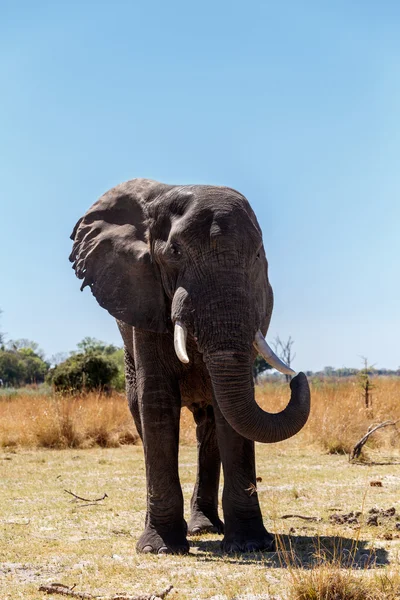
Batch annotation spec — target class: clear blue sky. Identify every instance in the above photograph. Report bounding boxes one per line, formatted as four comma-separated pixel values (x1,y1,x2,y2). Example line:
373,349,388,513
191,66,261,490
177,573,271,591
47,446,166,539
1,1,399,371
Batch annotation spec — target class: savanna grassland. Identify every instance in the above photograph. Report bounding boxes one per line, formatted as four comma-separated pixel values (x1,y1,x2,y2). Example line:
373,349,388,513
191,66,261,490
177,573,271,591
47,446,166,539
1,378,400,599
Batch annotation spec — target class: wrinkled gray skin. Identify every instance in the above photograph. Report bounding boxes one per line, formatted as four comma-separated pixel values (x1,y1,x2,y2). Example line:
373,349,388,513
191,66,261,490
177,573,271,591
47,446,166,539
70,179,310,554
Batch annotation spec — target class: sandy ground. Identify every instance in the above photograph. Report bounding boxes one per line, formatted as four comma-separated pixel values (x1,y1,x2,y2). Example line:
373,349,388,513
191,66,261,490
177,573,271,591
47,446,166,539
1,443,400,599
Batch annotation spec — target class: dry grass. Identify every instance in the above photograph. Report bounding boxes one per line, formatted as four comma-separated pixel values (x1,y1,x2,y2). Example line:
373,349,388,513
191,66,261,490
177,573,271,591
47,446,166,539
0,391,138,449
288,566,400,600
274,529,400,599
1,378,400,456
255,377,400,457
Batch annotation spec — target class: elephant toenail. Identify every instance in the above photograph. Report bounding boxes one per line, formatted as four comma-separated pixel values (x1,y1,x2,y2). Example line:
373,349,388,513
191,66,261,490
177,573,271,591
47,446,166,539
158,546,170,554
191,527,201,534
223,542,240,553
245,543,258,552
142,545,153,553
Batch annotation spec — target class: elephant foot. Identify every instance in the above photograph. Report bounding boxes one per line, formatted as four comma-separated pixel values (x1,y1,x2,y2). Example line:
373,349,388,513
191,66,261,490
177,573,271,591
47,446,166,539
136,523,189,555
188,510,224,535
221,529,275,554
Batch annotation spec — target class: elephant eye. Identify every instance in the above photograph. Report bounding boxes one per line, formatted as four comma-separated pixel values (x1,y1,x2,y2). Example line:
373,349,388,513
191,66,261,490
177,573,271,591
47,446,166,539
170,242,181,256
256,251,261,260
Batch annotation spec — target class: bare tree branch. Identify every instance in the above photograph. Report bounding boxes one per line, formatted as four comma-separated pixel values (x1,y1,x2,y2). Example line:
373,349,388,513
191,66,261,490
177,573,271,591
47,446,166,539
273,335,295,382
350,420,400,461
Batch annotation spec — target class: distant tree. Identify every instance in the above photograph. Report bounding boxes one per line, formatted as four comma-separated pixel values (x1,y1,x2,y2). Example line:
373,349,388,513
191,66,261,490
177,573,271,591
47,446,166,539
76,337,125,390
0,351,26,386
50,352,69,367
47,353,119,393
289,365,399,379
6,339,45,360
0,342,49,386
253,355,273,384
336,367,359,378
18,348,49,384
358,356,375,409
273,335,296,382
76,337,119,356
323,366,335,377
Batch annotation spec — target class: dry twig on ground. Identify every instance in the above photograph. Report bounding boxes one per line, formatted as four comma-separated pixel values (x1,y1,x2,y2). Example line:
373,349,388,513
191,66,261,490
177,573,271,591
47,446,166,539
39,583,173,600
281,514,322,522
64,489,108,502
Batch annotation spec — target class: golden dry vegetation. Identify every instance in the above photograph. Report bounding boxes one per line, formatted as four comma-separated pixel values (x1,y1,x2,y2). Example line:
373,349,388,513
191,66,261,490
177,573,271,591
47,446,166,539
0,391,138,450
1,377,399,454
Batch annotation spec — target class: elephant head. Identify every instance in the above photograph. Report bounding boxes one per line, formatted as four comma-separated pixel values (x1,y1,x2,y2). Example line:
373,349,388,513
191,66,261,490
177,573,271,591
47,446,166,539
70,178,310,443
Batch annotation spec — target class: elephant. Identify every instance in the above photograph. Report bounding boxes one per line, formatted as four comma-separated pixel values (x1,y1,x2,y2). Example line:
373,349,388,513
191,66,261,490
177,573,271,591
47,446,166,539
70,178,310,555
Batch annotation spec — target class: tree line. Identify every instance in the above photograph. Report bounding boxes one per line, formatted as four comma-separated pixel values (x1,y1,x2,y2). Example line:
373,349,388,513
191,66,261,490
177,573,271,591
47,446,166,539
0,336,125,391
304,365,400,378
1,310,398,391
0,308,272,391
0,335,269,391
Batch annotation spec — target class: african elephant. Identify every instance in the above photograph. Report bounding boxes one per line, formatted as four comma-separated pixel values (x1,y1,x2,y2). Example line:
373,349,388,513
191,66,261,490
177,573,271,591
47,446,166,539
70,179,310,554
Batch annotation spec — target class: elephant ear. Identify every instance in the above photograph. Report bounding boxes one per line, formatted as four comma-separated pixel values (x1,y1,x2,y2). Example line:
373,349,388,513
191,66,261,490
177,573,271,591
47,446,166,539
69,179,169,333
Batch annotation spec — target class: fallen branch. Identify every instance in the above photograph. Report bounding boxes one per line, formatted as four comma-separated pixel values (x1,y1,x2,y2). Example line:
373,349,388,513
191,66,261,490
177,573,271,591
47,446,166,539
39,584,92,599
39,583,173,600
280,514,322,522
77,503,106,508
350,420,400,461
64,490,108,503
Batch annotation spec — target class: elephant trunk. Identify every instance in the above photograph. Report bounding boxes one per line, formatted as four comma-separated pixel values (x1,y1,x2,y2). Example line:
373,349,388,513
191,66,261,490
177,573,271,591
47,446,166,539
206,352,310,443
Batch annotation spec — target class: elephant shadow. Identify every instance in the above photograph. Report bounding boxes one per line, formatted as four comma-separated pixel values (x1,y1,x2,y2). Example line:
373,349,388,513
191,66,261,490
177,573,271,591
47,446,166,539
190,534,389,569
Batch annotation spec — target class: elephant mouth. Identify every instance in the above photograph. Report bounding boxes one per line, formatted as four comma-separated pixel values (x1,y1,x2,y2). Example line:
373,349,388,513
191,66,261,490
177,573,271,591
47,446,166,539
173,320,294,376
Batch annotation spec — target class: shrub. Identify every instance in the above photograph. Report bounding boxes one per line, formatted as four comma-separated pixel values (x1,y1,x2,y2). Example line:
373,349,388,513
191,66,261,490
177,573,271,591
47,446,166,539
0,351,26,386
0,349,49,386
47,353,118,392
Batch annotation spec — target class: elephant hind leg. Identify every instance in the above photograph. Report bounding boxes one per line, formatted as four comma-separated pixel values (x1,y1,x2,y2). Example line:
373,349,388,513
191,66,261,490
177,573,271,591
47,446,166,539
188,404,224,535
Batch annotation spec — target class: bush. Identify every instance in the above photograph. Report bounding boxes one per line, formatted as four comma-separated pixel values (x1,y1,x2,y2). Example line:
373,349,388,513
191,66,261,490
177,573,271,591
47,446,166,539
47,353,119,392
0,347,49,386
0,351,26,386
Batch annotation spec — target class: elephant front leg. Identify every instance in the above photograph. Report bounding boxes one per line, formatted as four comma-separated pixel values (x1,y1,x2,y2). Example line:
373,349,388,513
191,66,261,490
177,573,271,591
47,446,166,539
188,404,224,535
136,391,189,555
134,334,189,555
213,400,275,553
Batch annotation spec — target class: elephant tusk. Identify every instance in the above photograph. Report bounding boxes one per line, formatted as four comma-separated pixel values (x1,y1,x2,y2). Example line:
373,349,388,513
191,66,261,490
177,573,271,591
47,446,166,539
253,330,296,376
174,321,189,364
